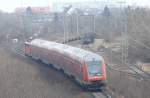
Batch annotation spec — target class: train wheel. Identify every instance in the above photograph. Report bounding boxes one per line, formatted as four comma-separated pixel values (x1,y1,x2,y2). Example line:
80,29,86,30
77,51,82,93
79,83,88,91
37,59,42,63
59,68,64,73
70,75,75,81
47,63,53,68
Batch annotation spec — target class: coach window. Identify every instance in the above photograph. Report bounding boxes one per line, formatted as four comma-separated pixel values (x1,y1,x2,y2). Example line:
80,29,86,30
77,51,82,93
87,61,102,77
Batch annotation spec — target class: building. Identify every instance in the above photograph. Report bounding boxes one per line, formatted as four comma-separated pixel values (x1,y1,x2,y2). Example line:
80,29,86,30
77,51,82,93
15,6,52,23
141,63,150,73
15,6,51,14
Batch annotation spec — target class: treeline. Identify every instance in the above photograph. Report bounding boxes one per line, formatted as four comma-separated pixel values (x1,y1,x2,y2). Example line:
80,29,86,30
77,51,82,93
1,7,150,62
0,12,39,43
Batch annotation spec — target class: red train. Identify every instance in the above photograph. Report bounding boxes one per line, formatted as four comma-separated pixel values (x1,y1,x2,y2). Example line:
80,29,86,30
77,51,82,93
24,39,107,90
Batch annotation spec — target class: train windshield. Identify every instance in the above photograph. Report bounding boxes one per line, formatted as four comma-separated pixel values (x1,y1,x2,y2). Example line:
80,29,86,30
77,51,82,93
87,61,102,77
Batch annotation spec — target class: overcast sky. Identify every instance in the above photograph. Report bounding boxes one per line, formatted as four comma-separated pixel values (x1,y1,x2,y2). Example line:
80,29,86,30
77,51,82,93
0,0,150,12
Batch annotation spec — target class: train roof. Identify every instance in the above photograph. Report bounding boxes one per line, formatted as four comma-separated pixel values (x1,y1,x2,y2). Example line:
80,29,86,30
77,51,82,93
30,39,103,62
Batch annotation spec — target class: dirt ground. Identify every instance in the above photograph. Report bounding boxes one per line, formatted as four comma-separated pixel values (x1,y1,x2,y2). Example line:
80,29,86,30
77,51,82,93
0,47,92,98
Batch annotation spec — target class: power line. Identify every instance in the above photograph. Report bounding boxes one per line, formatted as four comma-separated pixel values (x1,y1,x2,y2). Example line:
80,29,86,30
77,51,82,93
129,36,150,50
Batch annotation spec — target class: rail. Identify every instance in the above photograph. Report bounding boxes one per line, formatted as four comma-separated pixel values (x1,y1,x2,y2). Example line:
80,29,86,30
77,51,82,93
92,87,112,98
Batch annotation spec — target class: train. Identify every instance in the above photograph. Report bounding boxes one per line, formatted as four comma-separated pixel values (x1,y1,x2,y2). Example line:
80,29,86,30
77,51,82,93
24,39,107,90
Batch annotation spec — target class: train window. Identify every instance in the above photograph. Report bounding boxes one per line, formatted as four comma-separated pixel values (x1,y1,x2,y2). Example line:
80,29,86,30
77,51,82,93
87,61,102,77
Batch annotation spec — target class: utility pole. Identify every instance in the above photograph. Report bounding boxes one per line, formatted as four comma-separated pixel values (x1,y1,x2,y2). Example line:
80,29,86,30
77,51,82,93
117,1,128,65
63,14,66,43
62,5,72,43
76,12,79,36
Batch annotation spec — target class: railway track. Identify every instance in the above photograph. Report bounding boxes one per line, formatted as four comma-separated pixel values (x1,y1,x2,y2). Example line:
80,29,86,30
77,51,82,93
12,48,26,57
92,88,112,98
92,92,108,98
95,49,150,80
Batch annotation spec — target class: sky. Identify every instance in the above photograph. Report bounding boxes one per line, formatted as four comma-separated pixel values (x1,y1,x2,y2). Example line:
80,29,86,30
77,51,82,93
0,0,150,12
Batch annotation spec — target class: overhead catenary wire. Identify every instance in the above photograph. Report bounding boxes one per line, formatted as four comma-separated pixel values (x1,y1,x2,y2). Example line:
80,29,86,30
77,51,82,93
105,53,150,81
129,36,150,50
106,49,150,80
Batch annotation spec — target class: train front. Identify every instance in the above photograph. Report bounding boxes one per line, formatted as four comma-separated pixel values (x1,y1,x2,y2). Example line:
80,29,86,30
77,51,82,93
83,54,107,90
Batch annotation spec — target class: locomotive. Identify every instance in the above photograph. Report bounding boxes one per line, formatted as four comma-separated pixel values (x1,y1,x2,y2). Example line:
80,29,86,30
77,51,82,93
24,39,107,90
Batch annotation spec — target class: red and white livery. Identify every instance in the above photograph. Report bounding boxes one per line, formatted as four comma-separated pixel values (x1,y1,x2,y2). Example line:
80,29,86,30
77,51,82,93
25,39,107,89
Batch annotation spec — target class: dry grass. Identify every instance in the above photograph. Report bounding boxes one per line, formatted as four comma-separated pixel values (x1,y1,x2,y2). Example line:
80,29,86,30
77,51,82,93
0,48,92,98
